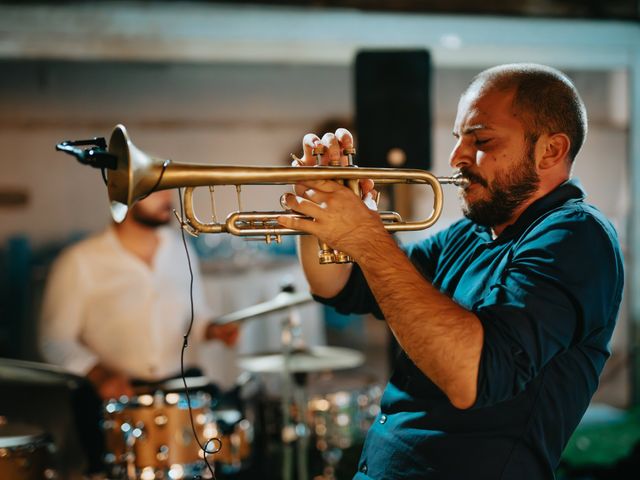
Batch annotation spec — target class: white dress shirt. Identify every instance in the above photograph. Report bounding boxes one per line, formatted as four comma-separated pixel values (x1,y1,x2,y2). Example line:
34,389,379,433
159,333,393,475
39,226,213,381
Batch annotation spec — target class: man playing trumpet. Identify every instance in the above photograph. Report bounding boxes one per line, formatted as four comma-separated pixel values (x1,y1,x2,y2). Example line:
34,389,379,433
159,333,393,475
278,64,624,479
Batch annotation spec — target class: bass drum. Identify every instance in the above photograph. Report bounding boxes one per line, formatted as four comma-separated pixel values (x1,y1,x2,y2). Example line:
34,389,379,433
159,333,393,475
0,419,56,480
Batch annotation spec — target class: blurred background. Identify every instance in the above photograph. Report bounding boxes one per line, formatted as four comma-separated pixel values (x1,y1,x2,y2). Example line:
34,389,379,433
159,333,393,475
0,1,638,479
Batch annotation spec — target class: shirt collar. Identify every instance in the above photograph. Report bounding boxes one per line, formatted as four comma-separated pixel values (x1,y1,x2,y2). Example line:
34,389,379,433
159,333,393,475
473,178,586,243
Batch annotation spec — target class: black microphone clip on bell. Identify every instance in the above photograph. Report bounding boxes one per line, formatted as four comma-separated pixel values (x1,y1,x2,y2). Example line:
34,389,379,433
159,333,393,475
55,137,118,171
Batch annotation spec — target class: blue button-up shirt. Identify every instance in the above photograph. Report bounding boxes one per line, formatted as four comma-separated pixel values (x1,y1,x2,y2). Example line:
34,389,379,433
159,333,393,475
317,179,624,479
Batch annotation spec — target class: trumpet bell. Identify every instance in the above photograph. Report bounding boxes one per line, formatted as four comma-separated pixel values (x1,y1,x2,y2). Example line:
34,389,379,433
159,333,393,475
106,124,170,222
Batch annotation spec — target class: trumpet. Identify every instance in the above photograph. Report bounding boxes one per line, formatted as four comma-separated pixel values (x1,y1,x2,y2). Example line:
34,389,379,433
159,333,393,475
56,124,467,263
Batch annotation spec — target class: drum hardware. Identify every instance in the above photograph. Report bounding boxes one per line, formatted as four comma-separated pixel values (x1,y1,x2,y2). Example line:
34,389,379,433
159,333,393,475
230,283,371,480
207,409,253,474
56,124,468,264
219,283,314,480
277,286,310,480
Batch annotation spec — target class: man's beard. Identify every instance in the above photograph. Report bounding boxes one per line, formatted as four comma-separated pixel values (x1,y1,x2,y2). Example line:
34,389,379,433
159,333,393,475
131,207,172,228
460,146,539,228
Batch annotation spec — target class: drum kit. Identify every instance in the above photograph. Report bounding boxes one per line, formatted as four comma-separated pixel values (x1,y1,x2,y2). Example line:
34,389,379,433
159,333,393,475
0,289,375,480
91,289,379,480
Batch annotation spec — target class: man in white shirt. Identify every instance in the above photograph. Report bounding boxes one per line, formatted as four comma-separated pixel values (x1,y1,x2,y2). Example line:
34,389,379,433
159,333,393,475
39,190,238,400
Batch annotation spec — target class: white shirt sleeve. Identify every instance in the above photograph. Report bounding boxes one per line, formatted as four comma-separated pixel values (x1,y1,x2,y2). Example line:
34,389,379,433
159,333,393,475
189,245,215,343
38,249,100,376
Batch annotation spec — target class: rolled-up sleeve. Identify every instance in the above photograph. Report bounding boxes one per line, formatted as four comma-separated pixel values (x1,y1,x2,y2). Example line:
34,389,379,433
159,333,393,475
313,229,446,318
39,251,99,375
473,210,623,408
312,262,383,317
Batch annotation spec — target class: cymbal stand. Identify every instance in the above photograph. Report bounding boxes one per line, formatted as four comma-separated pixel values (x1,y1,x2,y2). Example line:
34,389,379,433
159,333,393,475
279,292,309,480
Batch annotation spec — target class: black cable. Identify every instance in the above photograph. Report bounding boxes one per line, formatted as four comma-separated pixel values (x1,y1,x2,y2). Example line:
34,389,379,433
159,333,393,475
139,159,171,200
177,187,221,479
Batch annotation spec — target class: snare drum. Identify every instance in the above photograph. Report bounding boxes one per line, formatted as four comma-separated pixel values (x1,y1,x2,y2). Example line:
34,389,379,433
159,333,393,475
103,391,216,479
0,421,55,480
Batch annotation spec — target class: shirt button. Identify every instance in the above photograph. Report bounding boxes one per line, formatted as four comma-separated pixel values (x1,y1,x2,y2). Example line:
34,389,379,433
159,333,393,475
360,463,368,474
379,414,387,424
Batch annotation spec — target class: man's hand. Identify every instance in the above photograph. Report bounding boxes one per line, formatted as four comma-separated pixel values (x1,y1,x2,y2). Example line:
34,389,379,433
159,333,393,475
291,129,375,198
279,128,385,261
87,364,134,401
280,181,386,261
206,322,240,347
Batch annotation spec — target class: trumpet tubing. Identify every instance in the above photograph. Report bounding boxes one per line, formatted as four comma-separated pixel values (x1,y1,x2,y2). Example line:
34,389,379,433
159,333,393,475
180,167,459,237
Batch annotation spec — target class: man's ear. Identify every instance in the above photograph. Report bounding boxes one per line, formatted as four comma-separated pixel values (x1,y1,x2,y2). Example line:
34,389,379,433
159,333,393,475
536,133,571,170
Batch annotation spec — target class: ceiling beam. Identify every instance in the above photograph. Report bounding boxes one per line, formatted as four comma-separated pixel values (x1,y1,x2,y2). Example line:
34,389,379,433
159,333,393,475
0,3,638,69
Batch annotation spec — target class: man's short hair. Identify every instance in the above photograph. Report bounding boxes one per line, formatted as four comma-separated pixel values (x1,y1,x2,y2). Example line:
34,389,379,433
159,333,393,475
467,64,588,162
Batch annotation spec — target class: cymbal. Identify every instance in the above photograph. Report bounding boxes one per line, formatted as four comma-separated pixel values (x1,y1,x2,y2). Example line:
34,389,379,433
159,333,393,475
214,291,314,325
0,358,86,388
156,376,212,393
237,346,365,374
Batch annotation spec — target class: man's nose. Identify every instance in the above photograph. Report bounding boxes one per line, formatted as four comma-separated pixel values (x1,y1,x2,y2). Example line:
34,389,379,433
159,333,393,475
449,139,474,170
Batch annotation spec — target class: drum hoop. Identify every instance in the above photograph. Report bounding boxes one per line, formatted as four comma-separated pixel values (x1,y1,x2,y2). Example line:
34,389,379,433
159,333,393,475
0,433,48,449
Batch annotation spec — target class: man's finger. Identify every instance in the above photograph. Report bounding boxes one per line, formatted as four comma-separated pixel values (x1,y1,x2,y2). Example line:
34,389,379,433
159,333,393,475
302,188,333,205
359,178,375,196
335,128,355,166
321,132,344,166
295,179,344,194
282,193,325,218
335,128,354,149
277,214,321,237
302,133,322,166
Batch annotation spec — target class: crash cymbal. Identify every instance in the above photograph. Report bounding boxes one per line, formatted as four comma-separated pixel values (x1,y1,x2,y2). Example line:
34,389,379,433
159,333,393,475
237,346,364,374
214,291,313,325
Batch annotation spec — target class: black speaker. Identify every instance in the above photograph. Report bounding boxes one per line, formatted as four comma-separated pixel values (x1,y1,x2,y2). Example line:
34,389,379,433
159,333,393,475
355,50,432,170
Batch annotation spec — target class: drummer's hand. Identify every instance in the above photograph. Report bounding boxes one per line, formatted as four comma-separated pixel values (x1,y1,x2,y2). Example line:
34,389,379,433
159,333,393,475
98,374,135,401
88,364,134,401
292,129,376,204
206,322,240,347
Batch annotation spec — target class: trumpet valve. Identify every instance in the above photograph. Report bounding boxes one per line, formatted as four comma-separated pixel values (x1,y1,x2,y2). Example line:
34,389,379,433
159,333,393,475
334,252,352,264
312,144,326,165
343,147,356,166
319,252,336,264
318,245,336,264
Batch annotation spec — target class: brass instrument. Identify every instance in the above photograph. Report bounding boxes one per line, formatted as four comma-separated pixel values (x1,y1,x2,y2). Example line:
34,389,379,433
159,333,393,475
56,124,467,264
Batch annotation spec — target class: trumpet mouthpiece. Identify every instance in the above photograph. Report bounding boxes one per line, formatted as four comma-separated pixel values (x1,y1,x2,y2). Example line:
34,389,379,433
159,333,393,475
438,173,469,188
451,172,470,188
